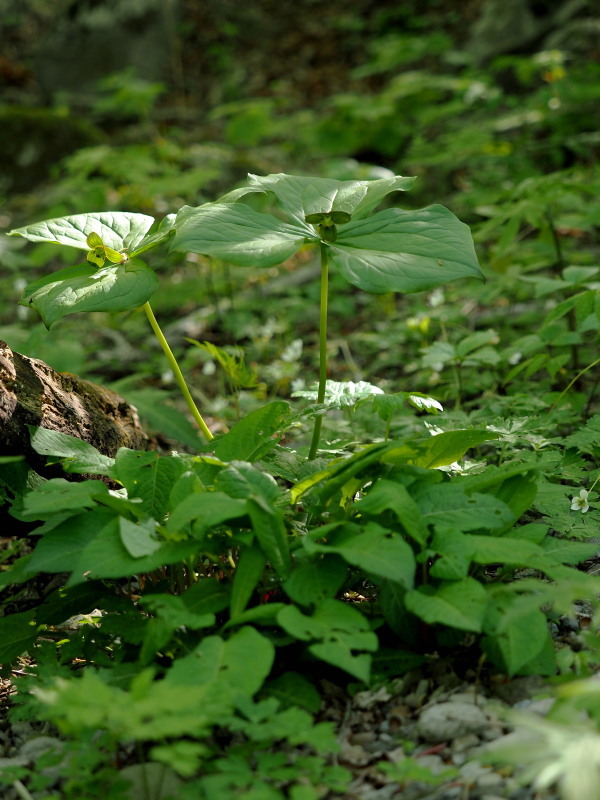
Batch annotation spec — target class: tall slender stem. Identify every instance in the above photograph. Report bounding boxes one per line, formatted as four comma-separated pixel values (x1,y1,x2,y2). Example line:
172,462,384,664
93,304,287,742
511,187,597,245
308,243,329,459
143,301,214,442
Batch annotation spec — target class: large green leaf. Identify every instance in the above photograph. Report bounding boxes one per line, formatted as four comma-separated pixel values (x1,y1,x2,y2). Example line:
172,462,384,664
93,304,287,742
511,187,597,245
0,610,38,664
21,259,158,328
28,426,115,476
247,496,292,579
168,627,275,699
405,578,488,632
331,206,483,294
171,203,309,267
9,211,155,252
114,449,189,521
213,401,292,462
242,173,416,225
303,522,415,589
411,429,498,469
277,599,377,682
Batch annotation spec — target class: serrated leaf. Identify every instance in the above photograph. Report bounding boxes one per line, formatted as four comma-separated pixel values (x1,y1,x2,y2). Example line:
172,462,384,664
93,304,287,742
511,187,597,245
405,578,488,632
21,259,158,328
171,203,309,267
28,426,115,475
429,528,473,580
114,449,188,520
331,205,483,294
215,461,280,502
165,492,248,538
283,556,348,606
20,478,108,520
303,522,415,588
292,379,383,408
417,485,513,532
483,595,550,676
24,509,114,575
213,401,292,462
168,627,275,699
68,517,201,584
357,479,429,545
9,211,154,252
277,599,377,682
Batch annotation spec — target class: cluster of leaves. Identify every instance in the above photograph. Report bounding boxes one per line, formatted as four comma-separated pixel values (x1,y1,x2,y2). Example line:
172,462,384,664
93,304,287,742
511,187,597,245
1,16,600,799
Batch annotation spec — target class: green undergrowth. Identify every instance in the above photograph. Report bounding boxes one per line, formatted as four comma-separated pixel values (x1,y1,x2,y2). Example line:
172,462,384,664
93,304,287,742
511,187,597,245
1,22,599,799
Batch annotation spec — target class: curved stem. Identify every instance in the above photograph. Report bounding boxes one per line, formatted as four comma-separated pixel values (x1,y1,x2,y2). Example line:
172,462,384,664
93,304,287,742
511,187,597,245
143,301,214,442
308,243,329,460
550,357,600,414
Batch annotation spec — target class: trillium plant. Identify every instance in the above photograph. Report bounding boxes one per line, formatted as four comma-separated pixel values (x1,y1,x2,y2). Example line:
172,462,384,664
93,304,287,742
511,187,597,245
9,173,483,456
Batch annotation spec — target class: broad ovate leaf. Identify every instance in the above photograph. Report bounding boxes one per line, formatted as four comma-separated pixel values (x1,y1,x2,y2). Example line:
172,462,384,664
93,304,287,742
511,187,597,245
244,173,416,226
9,211,155,253
332,205,483,293
292,379,383,408
20,259,159,328
171,203,309,267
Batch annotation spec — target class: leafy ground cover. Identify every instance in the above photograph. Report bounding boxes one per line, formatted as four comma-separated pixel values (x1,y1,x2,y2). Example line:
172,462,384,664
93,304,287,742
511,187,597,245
1,7,599,799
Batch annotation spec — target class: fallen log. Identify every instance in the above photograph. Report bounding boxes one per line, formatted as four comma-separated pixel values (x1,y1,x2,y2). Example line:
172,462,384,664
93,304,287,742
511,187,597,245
0,340,152,464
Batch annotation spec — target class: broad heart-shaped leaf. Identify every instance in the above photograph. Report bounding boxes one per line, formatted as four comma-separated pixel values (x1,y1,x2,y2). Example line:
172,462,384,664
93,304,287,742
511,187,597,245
331,205,483,294
9,211,155,253
240,173,417,225
171,203,310,267
20,259,158,328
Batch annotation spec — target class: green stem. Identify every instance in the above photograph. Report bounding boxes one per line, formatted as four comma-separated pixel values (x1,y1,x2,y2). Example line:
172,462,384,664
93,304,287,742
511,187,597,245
308,243,329,460
143,301,214,442
550,356,600,414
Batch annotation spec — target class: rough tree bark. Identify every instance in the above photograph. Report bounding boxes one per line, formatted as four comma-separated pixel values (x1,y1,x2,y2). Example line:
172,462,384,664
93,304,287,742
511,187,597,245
0,340,152,464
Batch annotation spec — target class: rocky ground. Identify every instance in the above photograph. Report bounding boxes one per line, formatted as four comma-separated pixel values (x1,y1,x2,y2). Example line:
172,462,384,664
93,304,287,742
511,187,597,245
0,658,568,800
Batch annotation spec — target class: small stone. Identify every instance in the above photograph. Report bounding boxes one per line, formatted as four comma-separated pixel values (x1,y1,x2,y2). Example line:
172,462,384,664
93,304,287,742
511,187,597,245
476,771,504,789
354,686,392,709
451,733,480,752
479,725,505,742
339,739,372,767
416,754,446,775
404,678,430,709
459,760,492,782
386,746,406,764
417,702,489,743
512,697,554,715
19,736,63,762
351,731,376,746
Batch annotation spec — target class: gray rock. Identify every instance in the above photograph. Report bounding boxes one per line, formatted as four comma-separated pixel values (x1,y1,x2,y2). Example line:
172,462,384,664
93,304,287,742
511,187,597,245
19,736,63,762
451,733,480,752
417,702,489,742
417,754,446,775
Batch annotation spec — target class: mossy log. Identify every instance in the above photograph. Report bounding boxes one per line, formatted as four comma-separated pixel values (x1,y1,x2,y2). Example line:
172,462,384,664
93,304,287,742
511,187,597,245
0,340,152,463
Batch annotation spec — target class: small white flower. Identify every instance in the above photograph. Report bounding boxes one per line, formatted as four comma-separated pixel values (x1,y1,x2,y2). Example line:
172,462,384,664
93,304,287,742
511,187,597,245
571,489,589,513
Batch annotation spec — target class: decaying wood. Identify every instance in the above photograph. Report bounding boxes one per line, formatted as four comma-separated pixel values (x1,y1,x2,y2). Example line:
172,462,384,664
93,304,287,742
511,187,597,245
0,340,152,462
